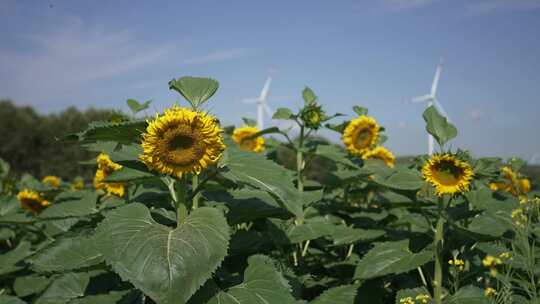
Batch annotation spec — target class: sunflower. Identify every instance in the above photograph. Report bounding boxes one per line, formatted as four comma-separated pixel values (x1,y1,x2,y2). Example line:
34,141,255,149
17,189,50,215
140,105,225,177
342,116,380,157
489,166,530,197
232,126,265,153
93,153,126,197
422,154,474,196
362,146,395,167
42,175,61,188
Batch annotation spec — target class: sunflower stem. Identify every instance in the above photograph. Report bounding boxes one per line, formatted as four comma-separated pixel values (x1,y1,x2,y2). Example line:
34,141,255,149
175,176,189,226
192,174,199,209
296,125,305,193
434,198,445,304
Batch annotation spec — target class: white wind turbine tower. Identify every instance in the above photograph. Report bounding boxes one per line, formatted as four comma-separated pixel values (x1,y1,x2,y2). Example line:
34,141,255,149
242,77,273,130
411,58,451,155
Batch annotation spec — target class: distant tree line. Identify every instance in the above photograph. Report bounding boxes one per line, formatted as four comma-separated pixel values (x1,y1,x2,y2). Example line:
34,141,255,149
0,100,116,181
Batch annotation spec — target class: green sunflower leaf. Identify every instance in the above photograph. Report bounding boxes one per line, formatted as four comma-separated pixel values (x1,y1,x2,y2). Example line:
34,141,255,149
126,99,152,114
352,106,368,116
423,105,457,148
95,203,230,304
272,107,295,120
68,120,147,144
207,255,295,304
35,272,90,304
311,284,359,304
302,86,317,105
169,76,219,108
354,240,433,280
30,234,103,273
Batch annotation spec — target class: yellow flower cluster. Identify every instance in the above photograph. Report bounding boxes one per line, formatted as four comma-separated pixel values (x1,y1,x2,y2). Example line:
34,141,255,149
399,297,415,304
232,126,265,153
342,115,395,167
484,287,497,297
483,255,503,277
489,166,531,198
93,153,126,197
448,258,465,272
415,294,430,304
42,175,61,188
511,198,540,228
399,294,431,304
17,189,50,215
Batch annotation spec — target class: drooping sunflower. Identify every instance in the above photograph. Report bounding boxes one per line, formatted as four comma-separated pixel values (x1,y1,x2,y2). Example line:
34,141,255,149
17,189,50,215
362,146,395,167
232,126,265,153
93,153,126,197
42,175,61,188
422,154,474,196
342,116,380,157
140,105,225,177
489,166,531,197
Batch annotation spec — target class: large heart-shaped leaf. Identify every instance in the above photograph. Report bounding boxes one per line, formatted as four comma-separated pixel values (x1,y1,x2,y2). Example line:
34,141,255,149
95,203,230,304
311,284,359,304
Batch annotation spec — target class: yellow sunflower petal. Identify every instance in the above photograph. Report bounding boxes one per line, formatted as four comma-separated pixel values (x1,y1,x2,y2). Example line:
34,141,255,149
362,146,395,167
93,153,126,197
17,189,50,215
342,116,380,157
232,126,265,153
140,105,225,177
42,175,61,188
422,154,474,196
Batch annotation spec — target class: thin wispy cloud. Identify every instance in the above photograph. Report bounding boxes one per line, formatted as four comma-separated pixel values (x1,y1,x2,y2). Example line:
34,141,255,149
466,0,540,15
184,49,248,65
0,17,171,107
382,0,436,9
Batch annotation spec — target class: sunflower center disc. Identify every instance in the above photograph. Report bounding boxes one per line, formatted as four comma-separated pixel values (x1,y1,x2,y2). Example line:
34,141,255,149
160,124,205,166
354,129,371,149
432,161,464,186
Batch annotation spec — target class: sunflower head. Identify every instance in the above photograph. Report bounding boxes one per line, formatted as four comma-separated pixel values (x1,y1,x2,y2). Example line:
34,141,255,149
140,105,225,177
17,189,50,215
422,154,474,196
342,116,380,157
232,126,265,153
42,175,61,188
300,104,325,130
362,146,395,167
93,153,126,197
491,166,531,196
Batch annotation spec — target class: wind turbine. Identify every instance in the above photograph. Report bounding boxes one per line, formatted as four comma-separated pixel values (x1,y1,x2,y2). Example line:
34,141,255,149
242,77,273,130
411,58,450,155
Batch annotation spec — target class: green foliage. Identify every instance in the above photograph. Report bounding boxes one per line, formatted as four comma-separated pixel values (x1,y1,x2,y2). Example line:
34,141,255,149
423,105,457,148
1,76,539,304
169,76,219,109
126,99,152,114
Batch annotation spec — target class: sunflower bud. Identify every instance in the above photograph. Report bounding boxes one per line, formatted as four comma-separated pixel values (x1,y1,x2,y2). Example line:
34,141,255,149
300,104,325,130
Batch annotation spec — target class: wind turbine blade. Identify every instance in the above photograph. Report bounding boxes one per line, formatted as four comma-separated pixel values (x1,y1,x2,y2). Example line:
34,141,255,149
430,62,443,97
411,95,432,103
433,98,451,122
263,104,273,117
259,77,272,102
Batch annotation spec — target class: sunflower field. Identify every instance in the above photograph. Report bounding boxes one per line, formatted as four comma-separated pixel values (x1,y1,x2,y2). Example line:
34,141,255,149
0,76,539,304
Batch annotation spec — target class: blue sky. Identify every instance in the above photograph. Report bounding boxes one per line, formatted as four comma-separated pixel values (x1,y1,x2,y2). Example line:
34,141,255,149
1,0,539,161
